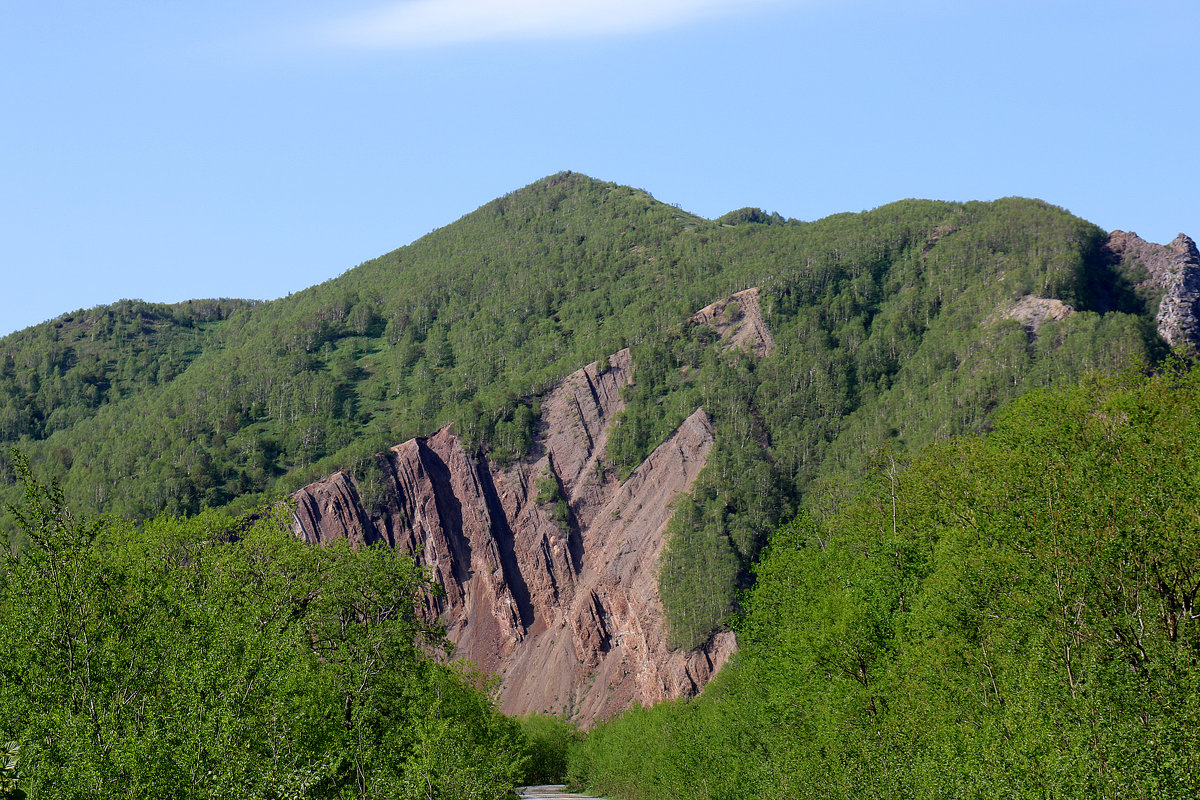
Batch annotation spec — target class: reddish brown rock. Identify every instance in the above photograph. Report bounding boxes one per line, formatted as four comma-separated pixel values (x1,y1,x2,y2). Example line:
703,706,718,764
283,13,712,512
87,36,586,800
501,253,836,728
291,471,373,546
291,338,742,726
689,287,775,356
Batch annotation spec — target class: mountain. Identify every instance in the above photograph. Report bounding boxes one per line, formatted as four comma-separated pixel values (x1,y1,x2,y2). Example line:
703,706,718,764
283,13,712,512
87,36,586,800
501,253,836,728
2,173,1197,724
287,225,1198,725
3,174,725,531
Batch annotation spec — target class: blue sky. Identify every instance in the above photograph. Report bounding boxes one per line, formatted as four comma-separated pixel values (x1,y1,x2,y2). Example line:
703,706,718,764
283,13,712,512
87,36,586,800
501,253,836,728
3,0,1197,337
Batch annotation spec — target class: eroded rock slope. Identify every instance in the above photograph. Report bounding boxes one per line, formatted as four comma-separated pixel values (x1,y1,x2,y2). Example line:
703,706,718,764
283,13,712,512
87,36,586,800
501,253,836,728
292,290,774,725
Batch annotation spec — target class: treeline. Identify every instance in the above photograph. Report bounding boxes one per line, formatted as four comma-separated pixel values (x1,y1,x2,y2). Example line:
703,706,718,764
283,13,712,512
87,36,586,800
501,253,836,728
0,455,544,799
570,363,1200,799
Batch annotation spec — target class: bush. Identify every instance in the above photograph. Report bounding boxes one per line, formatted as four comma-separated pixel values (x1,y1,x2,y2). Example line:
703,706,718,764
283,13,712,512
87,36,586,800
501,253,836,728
516,714,578,785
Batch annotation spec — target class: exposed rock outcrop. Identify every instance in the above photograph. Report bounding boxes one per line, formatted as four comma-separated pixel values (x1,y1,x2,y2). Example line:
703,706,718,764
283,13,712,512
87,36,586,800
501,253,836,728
1003,295,1075,339
292,331,742,726
689,287,775,356
1104,230,1200,353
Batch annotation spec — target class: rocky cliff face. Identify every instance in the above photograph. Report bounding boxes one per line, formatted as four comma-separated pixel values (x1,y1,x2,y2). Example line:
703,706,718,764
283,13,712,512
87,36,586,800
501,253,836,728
1104,230,1200,352
1002,295,1076,340
292,291,775,725
689,287,776,356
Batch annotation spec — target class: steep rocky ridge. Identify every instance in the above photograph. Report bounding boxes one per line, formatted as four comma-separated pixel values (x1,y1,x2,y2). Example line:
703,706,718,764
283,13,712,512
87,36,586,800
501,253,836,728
290,294,775,724
1103,230,1200,352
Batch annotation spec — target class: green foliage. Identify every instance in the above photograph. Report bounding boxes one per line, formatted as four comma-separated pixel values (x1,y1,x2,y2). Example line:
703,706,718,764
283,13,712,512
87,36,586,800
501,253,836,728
713,207,785,226
515,714,578,785
0,298,251,443
0,742,24,800
346,439,399,516
534,472,559,506
637,197,1161,648
566,690,768,800
534,469,570,531
573,363,1200,799
604,332,707,482
0,453,524,799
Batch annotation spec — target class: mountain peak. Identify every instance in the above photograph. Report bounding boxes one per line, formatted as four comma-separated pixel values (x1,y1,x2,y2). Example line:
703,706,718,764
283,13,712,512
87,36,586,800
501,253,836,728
1171,232,1199,260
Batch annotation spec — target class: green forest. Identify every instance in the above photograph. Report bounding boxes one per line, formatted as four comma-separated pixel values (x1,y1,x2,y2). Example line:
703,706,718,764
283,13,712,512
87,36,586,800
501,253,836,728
569,364,1200,799
0,172,1194,797
0,454,571,798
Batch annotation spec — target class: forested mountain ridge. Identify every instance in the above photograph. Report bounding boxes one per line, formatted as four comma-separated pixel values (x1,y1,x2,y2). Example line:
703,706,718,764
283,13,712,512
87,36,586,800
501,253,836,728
0,298,253,447
2,173,1196,676
2,174,722,534
283,223,1195,725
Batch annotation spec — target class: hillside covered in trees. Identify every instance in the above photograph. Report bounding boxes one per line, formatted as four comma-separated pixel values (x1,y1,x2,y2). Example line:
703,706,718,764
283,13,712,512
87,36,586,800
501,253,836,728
4,172,1183,655
0,456,532,798
2,172,1197,796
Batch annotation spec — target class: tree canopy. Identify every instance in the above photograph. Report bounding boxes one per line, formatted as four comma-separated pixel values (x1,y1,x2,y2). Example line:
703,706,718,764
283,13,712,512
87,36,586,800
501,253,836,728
0,454,525,799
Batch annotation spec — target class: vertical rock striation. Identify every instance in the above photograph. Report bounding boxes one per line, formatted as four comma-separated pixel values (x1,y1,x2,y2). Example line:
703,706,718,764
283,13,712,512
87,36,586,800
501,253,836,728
291,335,746,726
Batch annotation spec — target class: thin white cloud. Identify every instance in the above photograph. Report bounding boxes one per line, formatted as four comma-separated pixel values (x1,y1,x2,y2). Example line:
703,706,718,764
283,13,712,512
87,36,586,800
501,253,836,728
316,0,787,49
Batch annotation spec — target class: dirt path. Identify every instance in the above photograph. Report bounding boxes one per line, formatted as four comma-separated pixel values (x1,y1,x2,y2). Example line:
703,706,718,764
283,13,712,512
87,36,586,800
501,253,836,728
518,786,607,799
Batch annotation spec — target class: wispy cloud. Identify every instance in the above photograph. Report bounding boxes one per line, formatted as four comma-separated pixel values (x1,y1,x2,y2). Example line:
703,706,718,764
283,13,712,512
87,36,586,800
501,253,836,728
314,0,788,49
